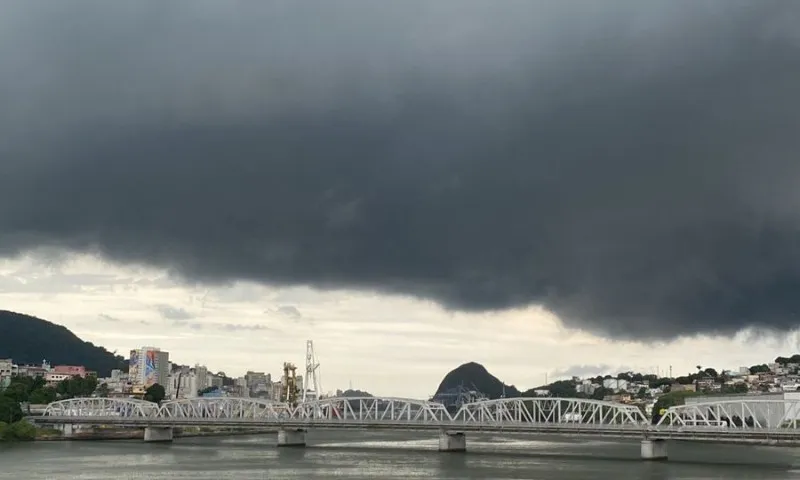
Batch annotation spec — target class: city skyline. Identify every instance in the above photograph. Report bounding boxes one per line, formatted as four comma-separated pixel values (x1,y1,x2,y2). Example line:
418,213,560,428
3,254,799,399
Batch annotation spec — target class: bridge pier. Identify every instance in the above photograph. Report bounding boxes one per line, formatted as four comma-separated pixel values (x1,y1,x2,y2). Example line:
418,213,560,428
438,431,466,452
640,439,667,461
144,427,174,443
277,428,306,447
59,424,74,438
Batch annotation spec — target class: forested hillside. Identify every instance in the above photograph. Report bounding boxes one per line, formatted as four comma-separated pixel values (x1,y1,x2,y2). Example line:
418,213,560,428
0,310,127,376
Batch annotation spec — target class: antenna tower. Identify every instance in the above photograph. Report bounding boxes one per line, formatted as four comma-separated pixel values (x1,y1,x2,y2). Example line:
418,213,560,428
303,340,322,402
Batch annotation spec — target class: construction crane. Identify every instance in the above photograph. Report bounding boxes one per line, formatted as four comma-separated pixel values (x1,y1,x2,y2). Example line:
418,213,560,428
282,362,299,407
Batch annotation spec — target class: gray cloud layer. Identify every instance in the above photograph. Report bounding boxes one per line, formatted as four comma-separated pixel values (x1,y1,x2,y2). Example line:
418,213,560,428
2,1,800,340
156,305,194,321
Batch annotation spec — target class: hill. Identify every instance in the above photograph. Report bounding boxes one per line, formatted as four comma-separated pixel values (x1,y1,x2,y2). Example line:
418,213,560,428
336,388,373,398
435,362,520,399
0,310,128,377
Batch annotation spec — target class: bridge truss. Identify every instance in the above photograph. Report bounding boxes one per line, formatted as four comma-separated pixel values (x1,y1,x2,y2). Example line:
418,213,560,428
42,397,158,418
40,395,647,428
657,399,800,429
160,397,292,420
293,397,452,423
453,397,647,425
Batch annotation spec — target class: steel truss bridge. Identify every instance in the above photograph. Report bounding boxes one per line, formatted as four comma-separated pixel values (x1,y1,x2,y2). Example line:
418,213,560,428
35,396,800,447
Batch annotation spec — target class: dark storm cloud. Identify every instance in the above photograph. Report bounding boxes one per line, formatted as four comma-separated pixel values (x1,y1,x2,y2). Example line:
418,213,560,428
2,1,800,340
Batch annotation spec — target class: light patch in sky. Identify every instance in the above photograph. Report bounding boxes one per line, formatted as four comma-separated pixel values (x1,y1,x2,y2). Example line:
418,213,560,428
0,253,796,398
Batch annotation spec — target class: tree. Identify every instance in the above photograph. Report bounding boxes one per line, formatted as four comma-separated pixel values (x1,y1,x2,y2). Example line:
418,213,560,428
198,386,218,397
0,396,22,424
28,387,57,405
144,384,166,404
648,377,672,389
651,391,699,424
749,364,770,374
7,420,36,440
547,380,578,398
55,375,98,399
95,383,110,397
590,387,613,400
722,383,748,394
2,381,28,403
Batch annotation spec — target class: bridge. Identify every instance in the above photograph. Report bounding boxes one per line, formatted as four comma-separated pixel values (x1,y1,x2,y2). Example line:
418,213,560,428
33,396,800,460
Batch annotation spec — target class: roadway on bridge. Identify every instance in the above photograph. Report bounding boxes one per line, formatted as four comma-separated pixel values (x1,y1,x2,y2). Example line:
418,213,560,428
33,395,800,446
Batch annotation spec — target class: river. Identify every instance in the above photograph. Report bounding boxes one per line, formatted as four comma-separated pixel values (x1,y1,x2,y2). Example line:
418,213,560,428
2,431,800,479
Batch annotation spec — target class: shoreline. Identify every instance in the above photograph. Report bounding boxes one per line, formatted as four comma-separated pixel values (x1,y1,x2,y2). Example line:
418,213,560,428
34,428,279,441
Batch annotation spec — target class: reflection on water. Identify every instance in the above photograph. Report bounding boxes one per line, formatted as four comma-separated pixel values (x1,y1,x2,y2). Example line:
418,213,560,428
0,431,799,479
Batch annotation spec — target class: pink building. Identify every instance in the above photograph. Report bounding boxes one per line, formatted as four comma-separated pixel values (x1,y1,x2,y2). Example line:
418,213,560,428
52,365,87,377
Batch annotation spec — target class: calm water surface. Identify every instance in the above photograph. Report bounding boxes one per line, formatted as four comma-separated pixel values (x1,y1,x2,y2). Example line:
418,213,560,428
2,431,800,479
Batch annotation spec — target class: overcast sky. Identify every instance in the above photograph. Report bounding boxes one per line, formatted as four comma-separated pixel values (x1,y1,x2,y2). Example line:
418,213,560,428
2,254,796,398
3,1,800,398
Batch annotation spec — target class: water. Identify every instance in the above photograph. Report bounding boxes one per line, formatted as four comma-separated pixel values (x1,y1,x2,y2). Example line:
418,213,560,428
2,431,800,479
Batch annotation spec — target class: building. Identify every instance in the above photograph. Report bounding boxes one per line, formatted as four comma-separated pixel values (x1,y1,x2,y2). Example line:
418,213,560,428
16,361,50,378
0,359,12,378
49,365,88,380
684,392,800,427
129,347,169,389
0,359,12,388
270,381,284,401
576,383,596,395
208,373,223,390
169,364,210,399
603,378,629,392
244,371,271,398
670,383,696,393
98,369,131,396
234,377,249,397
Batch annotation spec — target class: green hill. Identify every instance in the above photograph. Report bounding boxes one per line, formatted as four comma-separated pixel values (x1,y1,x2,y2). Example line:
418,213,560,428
435,362,520,399
0,310,128,377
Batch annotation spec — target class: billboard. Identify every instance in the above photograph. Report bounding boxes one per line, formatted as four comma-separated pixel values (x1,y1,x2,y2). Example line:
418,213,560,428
129,350,139,382
144,349,157,386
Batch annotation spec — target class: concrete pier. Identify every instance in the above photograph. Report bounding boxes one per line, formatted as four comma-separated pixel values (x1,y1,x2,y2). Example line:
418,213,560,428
640,439,667,460
277,428,307,447
438,431,466,452
59,424,74,438
143,427,174,443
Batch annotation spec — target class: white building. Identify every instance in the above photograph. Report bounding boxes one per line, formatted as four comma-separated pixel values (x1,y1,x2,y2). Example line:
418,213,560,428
0,359,12,378
235,377,249,397
603,378,629,392
169,364,209,399
576,383,596,395
99,369,130,394
684,392,800,427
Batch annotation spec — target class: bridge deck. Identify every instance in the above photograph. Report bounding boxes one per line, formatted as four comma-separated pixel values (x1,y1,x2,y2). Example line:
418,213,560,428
36,396,800,446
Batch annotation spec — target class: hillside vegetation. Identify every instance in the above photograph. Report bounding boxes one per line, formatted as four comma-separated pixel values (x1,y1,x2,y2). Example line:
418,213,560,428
435,362,521,399
0,310,127,376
